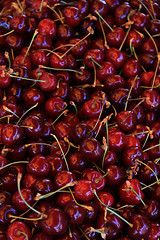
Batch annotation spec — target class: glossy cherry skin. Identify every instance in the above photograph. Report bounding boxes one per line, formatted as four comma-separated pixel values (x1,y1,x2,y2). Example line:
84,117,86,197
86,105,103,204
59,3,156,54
123,146,143,167
80,137,103,162
131,12,150,31
0,155,8,175
95,190,115,212
114,2,131,26
31,50,50,66
106,47,127,69
73,68,93,85
12,188,34,212
142,89,160,110
69,87,89,107
108,127,126,152
57,23,73,41
73,122,93,144
68,152,87,171
39,71,57,92
46,155,66,177
127,214,151,240
116,111,137,132
1,173,17,193
0,226,7,240
97,61,116,81
54,170,76,189
45,96,66,118
41,207,68,236
122,59,141,78
137,161,160,184
64,202,86,226
50,81,70,101
83,49,105,69
0,68,11,88
34,177,54,194
32,232,53,240
27,155,51,177
74,179,95,202
84,170,106,191
10,14,29,33
137,199,160,221
49,139,68,157
6,221,32,240
38,18,57,38
91,0,109,16
0,204,18,226
0,102,20,123
146,222,160,240
119,179,144,205
106,27,126,48
96,212,123,239
105,165,124,186
111,88,130,110
22,87,44,107
63,6,82,27
22,173,38,190
83,99,103,118
1,124,24,147
57,227,81,240
32,33,53,50
5,32,24,50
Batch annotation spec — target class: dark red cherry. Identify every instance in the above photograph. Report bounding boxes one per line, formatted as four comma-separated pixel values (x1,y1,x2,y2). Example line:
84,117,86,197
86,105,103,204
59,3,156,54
31,50,50,66
127,214,151,240
22,173,38,190
1,124,24,147
131,12,150,31
114,2,131,26
73,122,93,144
64,202,86,226
50,139,68,157
128,103,145,123
0,102,19,123
56,192,74,209
122,59,142,78
10,14,29,33
69,87,89,107
119,179,144,205
32,33,53,50
0,68,11,88
84,170,106,191
105,165,124,186
137,199,160,221
104,74,125,91
57,227,81,240
27,155,51,177
34,177,54,194
111,88,130,110
123,146,143,167
41,207,68,236
83,99,103,118
108,127,126,152
50,52,68,69
12,188,34,212
97,61,116,81
57,24,74,41
6,221,32,240
100,150,117,168
142,89,160,110
140,38,160,54
83,49,105,69
38,18,57,38
54,170,76,189
146,222,160,240
5,32,24,50
91,0,109,16
95,190,115,212
106,47,127,69
63,6,82,27
116,110,137,132
106,27,126,48
22,87,44,107
96,212,123,239
80,137,103,162
45,96,66,118
46,155,66,177
32,232,52,240
73,68,93,85
74,179,95,202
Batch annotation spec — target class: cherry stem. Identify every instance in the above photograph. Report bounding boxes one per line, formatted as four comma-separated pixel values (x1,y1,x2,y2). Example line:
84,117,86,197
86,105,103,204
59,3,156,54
8,73,46,83
46,5,64,24
124,75,138,111
137,0,154,19
95,11,113,31
142,132,150,149
52,109,69,126
39,65,82,75
64,137,79,150
69,101,78,121
39,0,44,11
142,179,160,190
135,159,159,183
23,142,56,150
89,57,102,68
119,25,131,51
68,187,93,211
22,29,39,63
0,115,13,121
93,190,133,227
17,172,42,216
3,106,19,119
123,187,146,206
51,134,69,171
34,181,77,200
0,161,29,171
78,226,90,240
143,143,160,152
95,169,110,182
17,231,28,240
98,17,107,48
16,0,24,13
9,214,43,221
4,52,11,71
16,102,38,125
0,29,14,37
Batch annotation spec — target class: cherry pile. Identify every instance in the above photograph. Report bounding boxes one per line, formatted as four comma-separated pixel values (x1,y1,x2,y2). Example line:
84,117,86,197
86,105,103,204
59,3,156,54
0,0,160,239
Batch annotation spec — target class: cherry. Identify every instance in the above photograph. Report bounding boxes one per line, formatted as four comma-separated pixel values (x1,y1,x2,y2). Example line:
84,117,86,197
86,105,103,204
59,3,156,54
68,152,86,171
57,227,81,240
0,68,11,88
0,190,12,206
96,212,123,239
97,61,116,81
111,87,130,110
108,127,127,152
122,59,142,78
84,170,106,191
114,2,131,26
95,190,115,212
32,33,53,50
32,232,53,240
142,89,160,110
54,170,76,189
80,137,103,162
83,99,103,118
1,124,23,147
64,201,86,226
119,179,144,205
123,146,143,167
45,96,66,118
26,139,48,157
137,199,160,221
0,226,7,240
22,173,38,190
27,155,51,177
50,52,68,69
106,27,126,48
10,15,29,33
74,179,95,202
46,155,66,177
38,18,57,38
83,48,105,69
5,32,24,50
31,50,50,66
1,173,17,193
57,24,73,41
0,155,8,175
12,188,34,212
0,204,18,226
41,207,68,236
116,110,137,132
12,66,32,86
127,214,151,240
138,53,156,71
49,139,68,157
70,87,89,107
84,200,98,223
34,177,54,194
131,12,150,32
6,221,32,240
96,14,114,34
6,82,22,102
63,6,82,27
106,47,127,69
56,192,74,209
146,222,160,240
105,165,124,186
22,87,44,107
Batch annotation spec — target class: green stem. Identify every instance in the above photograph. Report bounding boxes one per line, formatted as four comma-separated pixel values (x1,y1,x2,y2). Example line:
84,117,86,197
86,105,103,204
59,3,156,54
0,161,29,171
95,11,113,31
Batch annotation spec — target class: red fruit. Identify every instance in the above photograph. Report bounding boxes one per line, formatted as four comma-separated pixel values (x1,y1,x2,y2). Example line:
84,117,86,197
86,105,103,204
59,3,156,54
74,179,95,202
6,221,32,240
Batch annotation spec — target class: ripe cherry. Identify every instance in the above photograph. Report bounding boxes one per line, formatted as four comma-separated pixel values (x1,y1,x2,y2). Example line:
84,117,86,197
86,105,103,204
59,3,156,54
6,221,32,240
